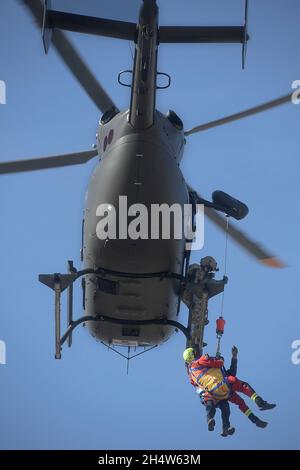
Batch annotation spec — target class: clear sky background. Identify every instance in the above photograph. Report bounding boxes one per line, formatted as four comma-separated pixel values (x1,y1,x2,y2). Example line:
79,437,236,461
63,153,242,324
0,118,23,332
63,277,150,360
0,0,299,450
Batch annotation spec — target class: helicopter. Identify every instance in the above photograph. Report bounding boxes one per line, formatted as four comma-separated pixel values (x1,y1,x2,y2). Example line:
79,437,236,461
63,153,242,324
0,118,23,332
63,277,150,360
0,0,291,360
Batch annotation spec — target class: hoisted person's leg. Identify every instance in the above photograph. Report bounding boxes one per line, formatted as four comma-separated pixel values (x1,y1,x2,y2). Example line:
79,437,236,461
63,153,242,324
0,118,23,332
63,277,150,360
205,400,216,431
217,400,235,437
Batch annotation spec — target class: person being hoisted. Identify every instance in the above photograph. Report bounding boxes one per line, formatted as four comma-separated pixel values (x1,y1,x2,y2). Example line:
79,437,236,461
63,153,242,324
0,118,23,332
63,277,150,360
183,346,276,435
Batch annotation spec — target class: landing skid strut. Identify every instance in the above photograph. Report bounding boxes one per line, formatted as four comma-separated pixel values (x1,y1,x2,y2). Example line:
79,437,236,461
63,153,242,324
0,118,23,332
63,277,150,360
39,258,227,359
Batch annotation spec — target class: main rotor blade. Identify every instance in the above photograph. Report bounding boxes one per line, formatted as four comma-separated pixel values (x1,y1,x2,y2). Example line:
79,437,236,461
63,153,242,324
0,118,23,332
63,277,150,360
188,186,285,268
205,205,285,268
22,0,119,113
0,149,98,174
185,93,293,136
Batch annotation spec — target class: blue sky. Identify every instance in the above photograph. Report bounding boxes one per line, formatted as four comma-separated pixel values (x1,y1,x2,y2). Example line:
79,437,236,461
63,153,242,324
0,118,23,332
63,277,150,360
0,0,299,450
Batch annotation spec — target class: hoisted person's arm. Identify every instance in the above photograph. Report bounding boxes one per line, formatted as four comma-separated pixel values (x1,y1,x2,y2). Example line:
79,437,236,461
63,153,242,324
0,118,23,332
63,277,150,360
226,346,238,376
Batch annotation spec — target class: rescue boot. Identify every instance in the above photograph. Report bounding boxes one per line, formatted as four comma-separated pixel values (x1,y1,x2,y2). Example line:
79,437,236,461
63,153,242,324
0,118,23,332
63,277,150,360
254,396,276,411
221,427,235,437
248,413,268,428
207,418,215,431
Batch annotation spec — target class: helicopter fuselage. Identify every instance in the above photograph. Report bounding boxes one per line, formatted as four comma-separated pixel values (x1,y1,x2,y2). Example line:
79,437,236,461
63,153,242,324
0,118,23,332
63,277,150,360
83,109,189,346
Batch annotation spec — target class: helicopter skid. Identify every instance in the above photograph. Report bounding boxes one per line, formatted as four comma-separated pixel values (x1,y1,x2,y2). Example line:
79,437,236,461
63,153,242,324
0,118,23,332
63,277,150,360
39,256,227,359
39,261,191,359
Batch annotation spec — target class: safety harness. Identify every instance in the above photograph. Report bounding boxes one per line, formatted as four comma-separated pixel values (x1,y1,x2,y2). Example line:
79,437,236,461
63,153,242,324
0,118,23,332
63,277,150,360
189,361,230,401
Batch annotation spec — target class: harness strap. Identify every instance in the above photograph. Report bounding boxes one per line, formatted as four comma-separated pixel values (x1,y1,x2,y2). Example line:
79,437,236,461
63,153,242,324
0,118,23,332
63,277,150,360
190,364,230,400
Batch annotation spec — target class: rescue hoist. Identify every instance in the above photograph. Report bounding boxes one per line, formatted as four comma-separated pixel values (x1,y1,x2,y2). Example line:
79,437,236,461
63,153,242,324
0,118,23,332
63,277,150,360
216,316,226,358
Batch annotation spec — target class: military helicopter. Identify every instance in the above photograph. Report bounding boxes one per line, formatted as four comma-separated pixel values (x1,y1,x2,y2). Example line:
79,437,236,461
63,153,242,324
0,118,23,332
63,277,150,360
0,0,291,360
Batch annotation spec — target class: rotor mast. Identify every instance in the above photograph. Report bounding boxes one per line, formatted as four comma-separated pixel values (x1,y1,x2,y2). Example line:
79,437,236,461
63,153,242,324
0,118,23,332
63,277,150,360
129,0,158,130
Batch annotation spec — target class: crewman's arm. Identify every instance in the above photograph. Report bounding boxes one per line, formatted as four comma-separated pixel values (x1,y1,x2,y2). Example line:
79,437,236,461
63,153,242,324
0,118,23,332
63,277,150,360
195,354,224,368
190,377,198,387
185,363,197,386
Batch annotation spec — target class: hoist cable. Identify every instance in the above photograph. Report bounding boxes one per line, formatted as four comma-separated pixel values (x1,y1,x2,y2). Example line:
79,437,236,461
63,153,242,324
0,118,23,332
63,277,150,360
220,216,230,316
216,216,230,357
